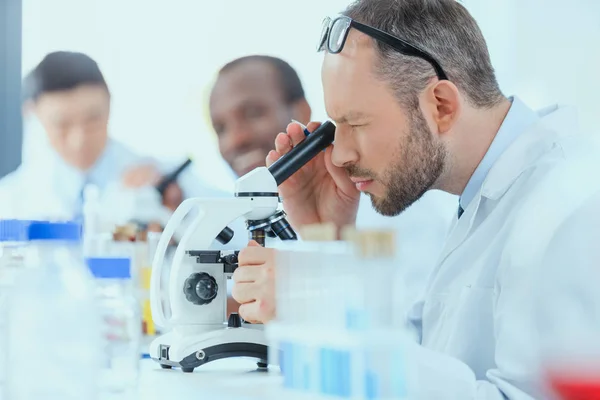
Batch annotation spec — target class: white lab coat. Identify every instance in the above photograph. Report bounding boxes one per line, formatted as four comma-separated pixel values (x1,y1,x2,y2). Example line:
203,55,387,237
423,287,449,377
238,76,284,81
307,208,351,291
0,139,223,215
405,104,600,398
0,133,249,249
355,190,457,311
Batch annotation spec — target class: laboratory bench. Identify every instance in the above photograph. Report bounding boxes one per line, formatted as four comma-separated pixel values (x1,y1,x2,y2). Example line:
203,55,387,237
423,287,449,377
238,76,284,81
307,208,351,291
132,358,284,400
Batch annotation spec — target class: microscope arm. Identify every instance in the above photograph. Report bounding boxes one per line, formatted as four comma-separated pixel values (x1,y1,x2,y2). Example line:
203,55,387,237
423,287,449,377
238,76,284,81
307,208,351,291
151,197,258,329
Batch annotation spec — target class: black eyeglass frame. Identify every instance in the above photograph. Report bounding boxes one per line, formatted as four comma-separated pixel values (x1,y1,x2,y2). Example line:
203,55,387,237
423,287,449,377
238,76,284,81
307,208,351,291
318,16,449,81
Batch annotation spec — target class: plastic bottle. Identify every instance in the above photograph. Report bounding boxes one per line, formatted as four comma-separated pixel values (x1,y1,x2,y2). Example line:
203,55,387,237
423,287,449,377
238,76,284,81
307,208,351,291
87,256,141,395
83,184,102,238
82,183,117,258
343,228,413,400
267,223,353,398
0,220,31,400
137,232,161,357
6,221,102,400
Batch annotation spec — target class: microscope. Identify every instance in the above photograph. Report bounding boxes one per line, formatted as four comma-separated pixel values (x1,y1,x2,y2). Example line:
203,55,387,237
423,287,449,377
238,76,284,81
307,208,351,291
149,121,336,372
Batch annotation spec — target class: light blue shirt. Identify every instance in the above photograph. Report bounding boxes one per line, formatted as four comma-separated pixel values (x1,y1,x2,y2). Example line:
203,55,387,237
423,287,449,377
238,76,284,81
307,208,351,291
459,96,539,211
58,140,147,215
0,139,145,219
0,138,231,220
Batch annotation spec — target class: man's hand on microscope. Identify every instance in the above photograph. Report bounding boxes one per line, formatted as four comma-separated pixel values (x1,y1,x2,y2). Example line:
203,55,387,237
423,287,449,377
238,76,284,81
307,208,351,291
267,121,360,232
231,240,277,324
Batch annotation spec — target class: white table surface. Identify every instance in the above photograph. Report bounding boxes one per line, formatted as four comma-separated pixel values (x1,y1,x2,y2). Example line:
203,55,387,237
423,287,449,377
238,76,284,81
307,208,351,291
130,358,285,400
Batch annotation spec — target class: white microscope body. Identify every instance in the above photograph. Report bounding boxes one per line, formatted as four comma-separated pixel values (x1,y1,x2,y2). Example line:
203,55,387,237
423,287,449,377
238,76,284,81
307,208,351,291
149,121,336,372
149,169,280,371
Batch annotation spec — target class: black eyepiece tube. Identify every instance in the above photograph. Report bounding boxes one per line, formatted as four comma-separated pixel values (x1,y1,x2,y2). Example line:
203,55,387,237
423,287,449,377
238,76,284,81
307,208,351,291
268,121,336,186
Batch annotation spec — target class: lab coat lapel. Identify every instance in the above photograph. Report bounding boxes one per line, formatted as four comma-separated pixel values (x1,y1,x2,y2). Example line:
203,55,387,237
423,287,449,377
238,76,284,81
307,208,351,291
437,104,572,264
438,192,481,263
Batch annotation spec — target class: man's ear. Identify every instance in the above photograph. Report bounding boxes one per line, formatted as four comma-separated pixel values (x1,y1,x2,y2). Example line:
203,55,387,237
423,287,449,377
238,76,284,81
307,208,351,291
425,80,461,135
290,98,312,125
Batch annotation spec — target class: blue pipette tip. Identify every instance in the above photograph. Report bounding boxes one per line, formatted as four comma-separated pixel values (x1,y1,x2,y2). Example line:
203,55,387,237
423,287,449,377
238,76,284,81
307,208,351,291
290,119,330,152
291,119,311,137
141,353,151,359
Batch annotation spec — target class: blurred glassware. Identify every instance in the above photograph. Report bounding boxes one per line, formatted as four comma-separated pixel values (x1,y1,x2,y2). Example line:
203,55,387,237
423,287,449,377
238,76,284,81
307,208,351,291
7,221,102,400
87,256,141,396
0,220,32,400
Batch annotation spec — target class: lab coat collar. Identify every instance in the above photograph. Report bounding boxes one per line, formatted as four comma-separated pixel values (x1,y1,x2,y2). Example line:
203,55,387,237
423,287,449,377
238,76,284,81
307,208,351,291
439,101,578,263
52,141,118,202
19,138,127,215
459,97,539,210
87,140,123,189
481,103,579,202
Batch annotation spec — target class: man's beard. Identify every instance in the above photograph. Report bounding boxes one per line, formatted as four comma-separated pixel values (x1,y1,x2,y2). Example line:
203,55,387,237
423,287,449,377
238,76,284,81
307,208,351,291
346,109,446,217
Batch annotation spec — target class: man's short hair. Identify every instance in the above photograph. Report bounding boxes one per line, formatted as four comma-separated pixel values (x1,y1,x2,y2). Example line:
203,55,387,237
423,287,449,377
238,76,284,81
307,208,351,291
219,55,305,104
22,51,109,104
343,0,504,109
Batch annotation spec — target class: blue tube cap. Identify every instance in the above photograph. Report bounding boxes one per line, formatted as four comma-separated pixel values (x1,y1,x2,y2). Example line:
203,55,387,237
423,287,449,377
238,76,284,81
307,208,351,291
86,257,132,279
0,220,33,242
28,221,82,242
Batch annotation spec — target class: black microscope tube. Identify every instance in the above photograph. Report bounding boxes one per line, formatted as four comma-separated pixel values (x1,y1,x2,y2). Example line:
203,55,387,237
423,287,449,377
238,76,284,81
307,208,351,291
268,121,336,186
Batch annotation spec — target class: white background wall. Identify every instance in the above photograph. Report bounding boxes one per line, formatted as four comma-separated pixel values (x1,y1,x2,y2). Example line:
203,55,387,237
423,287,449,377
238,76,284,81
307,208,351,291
22,0,600,189
466,0,600,134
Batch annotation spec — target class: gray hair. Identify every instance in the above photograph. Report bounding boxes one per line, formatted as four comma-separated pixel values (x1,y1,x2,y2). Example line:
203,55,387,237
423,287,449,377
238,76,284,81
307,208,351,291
343,0,504,110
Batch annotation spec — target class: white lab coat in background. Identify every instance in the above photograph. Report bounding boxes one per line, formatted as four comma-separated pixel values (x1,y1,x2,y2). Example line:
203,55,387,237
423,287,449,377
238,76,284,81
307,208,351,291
0,124,248,249
404,104,600,398
0,139,224,217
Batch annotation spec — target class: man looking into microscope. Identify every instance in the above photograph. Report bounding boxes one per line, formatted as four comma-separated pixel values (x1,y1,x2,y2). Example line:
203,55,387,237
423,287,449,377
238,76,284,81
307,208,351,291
229,0,600,397
209,54,456,314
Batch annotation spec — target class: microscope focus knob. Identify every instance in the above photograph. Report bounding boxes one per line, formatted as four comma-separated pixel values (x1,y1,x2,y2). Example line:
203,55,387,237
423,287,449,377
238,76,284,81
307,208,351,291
227,313,242,328
183,272,218,305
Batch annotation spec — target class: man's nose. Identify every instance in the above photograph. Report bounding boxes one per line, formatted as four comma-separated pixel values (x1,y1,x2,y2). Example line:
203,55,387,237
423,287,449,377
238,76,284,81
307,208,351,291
66,126,87,151
330,126,359,168
226,123,254,150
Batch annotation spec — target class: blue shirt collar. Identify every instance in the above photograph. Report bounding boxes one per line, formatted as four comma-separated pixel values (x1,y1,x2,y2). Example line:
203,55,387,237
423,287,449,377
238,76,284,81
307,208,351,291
33,139,128,215
52,139,120,190
459,96,539,210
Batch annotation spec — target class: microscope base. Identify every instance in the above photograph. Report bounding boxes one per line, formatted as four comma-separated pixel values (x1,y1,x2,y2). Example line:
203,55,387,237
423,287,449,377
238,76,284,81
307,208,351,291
150,326,269,373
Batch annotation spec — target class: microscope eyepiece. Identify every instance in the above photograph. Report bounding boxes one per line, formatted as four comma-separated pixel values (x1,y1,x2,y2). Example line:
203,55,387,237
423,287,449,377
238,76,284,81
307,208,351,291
268,121,336,186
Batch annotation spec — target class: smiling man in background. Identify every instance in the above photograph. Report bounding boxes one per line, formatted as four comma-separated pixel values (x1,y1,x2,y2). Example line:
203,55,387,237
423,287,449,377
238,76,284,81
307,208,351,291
209,54,457,312
210,56,312,177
